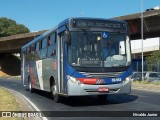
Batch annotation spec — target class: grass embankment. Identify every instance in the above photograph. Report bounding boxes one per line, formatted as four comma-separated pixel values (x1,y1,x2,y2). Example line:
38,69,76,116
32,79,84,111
133,80,160,85
132,81,160,91
0,87,22,120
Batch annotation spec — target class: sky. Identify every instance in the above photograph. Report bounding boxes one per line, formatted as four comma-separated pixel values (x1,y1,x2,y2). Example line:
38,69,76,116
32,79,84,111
0,0,160,32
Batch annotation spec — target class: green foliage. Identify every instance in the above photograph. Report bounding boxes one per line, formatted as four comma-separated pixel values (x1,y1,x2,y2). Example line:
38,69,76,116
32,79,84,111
146,51,160,71
0,17,30,37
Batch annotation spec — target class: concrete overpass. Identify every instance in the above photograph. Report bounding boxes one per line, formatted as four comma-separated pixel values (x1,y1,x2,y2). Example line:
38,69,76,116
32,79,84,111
114,9,160,40
0,30,47,53
0,30,46,76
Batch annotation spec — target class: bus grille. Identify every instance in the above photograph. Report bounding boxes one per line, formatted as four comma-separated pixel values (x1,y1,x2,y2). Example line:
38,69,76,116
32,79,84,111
79,71,123,78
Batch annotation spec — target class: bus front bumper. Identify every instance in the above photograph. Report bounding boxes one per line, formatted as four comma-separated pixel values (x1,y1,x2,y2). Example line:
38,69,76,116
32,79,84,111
67,77,131,96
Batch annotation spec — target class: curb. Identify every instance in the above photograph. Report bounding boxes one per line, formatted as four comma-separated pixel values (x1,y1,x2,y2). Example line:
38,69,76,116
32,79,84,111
1,87,48,120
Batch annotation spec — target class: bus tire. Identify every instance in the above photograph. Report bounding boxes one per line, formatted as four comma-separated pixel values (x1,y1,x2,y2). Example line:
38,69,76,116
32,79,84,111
51,84,61,103
28,78,34,93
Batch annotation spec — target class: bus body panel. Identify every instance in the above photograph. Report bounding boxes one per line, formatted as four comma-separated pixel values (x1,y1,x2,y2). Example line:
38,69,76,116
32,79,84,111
65,64,132,96
42,58,55,91
67,78,131,96
22,57,57,92
21,17,132,98
36,60,43,90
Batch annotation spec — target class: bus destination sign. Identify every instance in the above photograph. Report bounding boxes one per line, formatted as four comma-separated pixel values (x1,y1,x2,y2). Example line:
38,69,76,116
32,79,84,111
72,19,127,30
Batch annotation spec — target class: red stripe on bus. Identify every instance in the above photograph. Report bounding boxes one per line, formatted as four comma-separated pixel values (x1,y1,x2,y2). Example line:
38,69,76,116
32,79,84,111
53,60,56,70
77,78,98,84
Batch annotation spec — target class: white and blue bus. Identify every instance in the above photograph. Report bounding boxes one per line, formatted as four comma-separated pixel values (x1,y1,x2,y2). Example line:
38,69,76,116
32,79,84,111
21,18,132,102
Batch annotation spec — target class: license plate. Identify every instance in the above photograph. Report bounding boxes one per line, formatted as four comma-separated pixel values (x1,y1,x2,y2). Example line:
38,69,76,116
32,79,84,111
98,87,109,92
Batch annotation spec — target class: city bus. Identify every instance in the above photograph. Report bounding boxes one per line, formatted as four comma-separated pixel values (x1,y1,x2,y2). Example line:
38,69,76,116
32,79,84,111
21,17,132,102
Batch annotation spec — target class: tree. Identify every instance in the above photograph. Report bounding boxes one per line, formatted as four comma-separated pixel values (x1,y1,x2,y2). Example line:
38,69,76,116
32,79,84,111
146,51,160,71
0,17,30,37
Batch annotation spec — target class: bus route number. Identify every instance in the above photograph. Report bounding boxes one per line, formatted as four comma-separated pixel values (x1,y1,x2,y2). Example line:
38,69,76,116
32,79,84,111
112,78,122,82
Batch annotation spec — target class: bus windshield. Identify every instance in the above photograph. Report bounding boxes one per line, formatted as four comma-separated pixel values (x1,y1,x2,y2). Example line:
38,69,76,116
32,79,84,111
68,31,131,67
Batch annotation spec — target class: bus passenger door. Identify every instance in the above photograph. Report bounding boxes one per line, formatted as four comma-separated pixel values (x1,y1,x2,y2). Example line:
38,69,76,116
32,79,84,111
57,33,66,94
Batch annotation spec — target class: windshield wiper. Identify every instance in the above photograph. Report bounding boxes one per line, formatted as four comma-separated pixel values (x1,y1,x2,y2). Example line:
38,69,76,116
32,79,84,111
81,28,88,38
81,28,92,46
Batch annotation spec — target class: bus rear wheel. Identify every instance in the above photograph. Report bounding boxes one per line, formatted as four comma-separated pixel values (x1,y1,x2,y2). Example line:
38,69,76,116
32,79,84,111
51,84,61,103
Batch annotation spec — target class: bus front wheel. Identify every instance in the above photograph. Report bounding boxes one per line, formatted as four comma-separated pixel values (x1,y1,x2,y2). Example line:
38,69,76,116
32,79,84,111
51,84,61,103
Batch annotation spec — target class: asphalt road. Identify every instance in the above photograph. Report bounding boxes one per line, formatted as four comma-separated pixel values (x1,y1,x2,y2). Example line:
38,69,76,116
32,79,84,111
0,78,160,120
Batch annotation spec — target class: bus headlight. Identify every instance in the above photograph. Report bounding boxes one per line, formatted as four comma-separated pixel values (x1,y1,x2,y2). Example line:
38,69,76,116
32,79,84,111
123,77,131,84
67,75,81,85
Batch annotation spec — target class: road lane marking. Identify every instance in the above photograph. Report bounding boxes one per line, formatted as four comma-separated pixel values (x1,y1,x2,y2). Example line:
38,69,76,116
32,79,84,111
1,87,48,120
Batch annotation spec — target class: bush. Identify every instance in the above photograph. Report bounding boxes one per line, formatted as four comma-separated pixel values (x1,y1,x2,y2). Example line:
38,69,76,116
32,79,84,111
0,17,30,37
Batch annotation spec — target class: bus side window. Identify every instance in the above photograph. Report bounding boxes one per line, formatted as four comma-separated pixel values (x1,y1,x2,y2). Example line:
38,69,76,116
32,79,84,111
34,44,36,52
31,44,35,54
35,42,39,60
26,47,30,62
47,33,56,58
42,38,47,49
36,42,40,51
29,46,32,54
39,40,43,50
47,36,51,46
41,38,47,59
25,51,27,56
27,46,32,61
50,34,56,45
26,47,29,55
